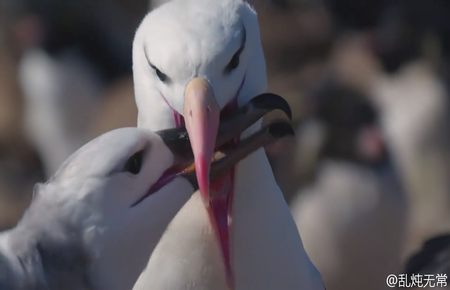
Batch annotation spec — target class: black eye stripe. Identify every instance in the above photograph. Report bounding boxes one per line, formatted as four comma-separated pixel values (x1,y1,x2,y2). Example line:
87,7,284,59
144,46,170,83
224,25,246,74
225,51,241,73
150,63,169,82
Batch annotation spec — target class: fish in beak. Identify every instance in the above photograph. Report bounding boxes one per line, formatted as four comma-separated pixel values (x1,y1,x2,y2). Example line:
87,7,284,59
183,78,292,289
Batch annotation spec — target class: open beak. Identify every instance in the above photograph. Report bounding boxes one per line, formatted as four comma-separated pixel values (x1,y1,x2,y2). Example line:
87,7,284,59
181,121,294,189
183,78,292,197
156,91,292,166
131,100,294,208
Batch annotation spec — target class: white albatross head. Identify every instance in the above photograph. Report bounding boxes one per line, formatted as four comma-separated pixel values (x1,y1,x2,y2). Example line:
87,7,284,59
18,128,195,290
133,0,267,123
133,0,267,197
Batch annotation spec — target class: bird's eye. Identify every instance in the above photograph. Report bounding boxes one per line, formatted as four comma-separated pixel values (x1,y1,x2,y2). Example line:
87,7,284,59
151,64,168,83
123,150,144,175
225,51,240,73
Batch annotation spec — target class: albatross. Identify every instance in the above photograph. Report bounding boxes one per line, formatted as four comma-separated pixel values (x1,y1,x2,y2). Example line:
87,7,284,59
132,0,324,289
0,111,288,290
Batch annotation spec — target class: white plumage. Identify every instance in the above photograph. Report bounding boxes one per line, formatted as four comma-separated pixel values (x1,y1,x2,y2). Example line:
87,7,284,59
0,128,194,290
132,0,324,289
371,61,450,252
291,161,407,290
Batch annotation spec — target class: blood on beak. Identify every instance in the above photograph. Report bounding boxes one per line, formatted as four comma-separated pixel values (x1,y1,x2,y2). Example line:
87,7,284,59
183,78,220,205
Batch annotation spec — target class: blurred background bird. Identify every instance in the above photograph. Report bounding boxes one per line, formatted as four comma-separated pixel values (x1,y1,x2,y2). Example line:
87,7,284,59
0,0,449,289
290,79,407,290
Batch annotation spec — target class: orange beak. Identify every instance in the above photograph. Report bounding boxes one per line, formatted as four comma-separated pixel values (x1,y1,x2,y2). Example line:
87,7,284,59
183,78,221,203
184,78,235,287
183,85,294,289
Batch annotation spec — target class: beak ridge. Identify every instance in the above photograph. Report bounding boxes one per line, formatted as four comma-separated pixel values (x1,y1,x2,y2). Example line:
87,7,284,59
183,78,221,202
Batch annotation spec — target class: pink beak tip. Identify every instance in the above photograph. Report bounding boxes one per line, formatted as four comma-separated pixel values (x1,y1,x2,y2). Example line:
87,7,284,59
195,156,212,201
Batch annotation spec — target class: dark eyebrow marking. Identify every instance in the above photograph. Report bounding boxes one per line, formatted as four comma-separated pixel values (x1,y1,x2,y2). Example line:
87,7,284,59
144,44,170,83
224,24,246,73
143,45,153,67
235,24,247,59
